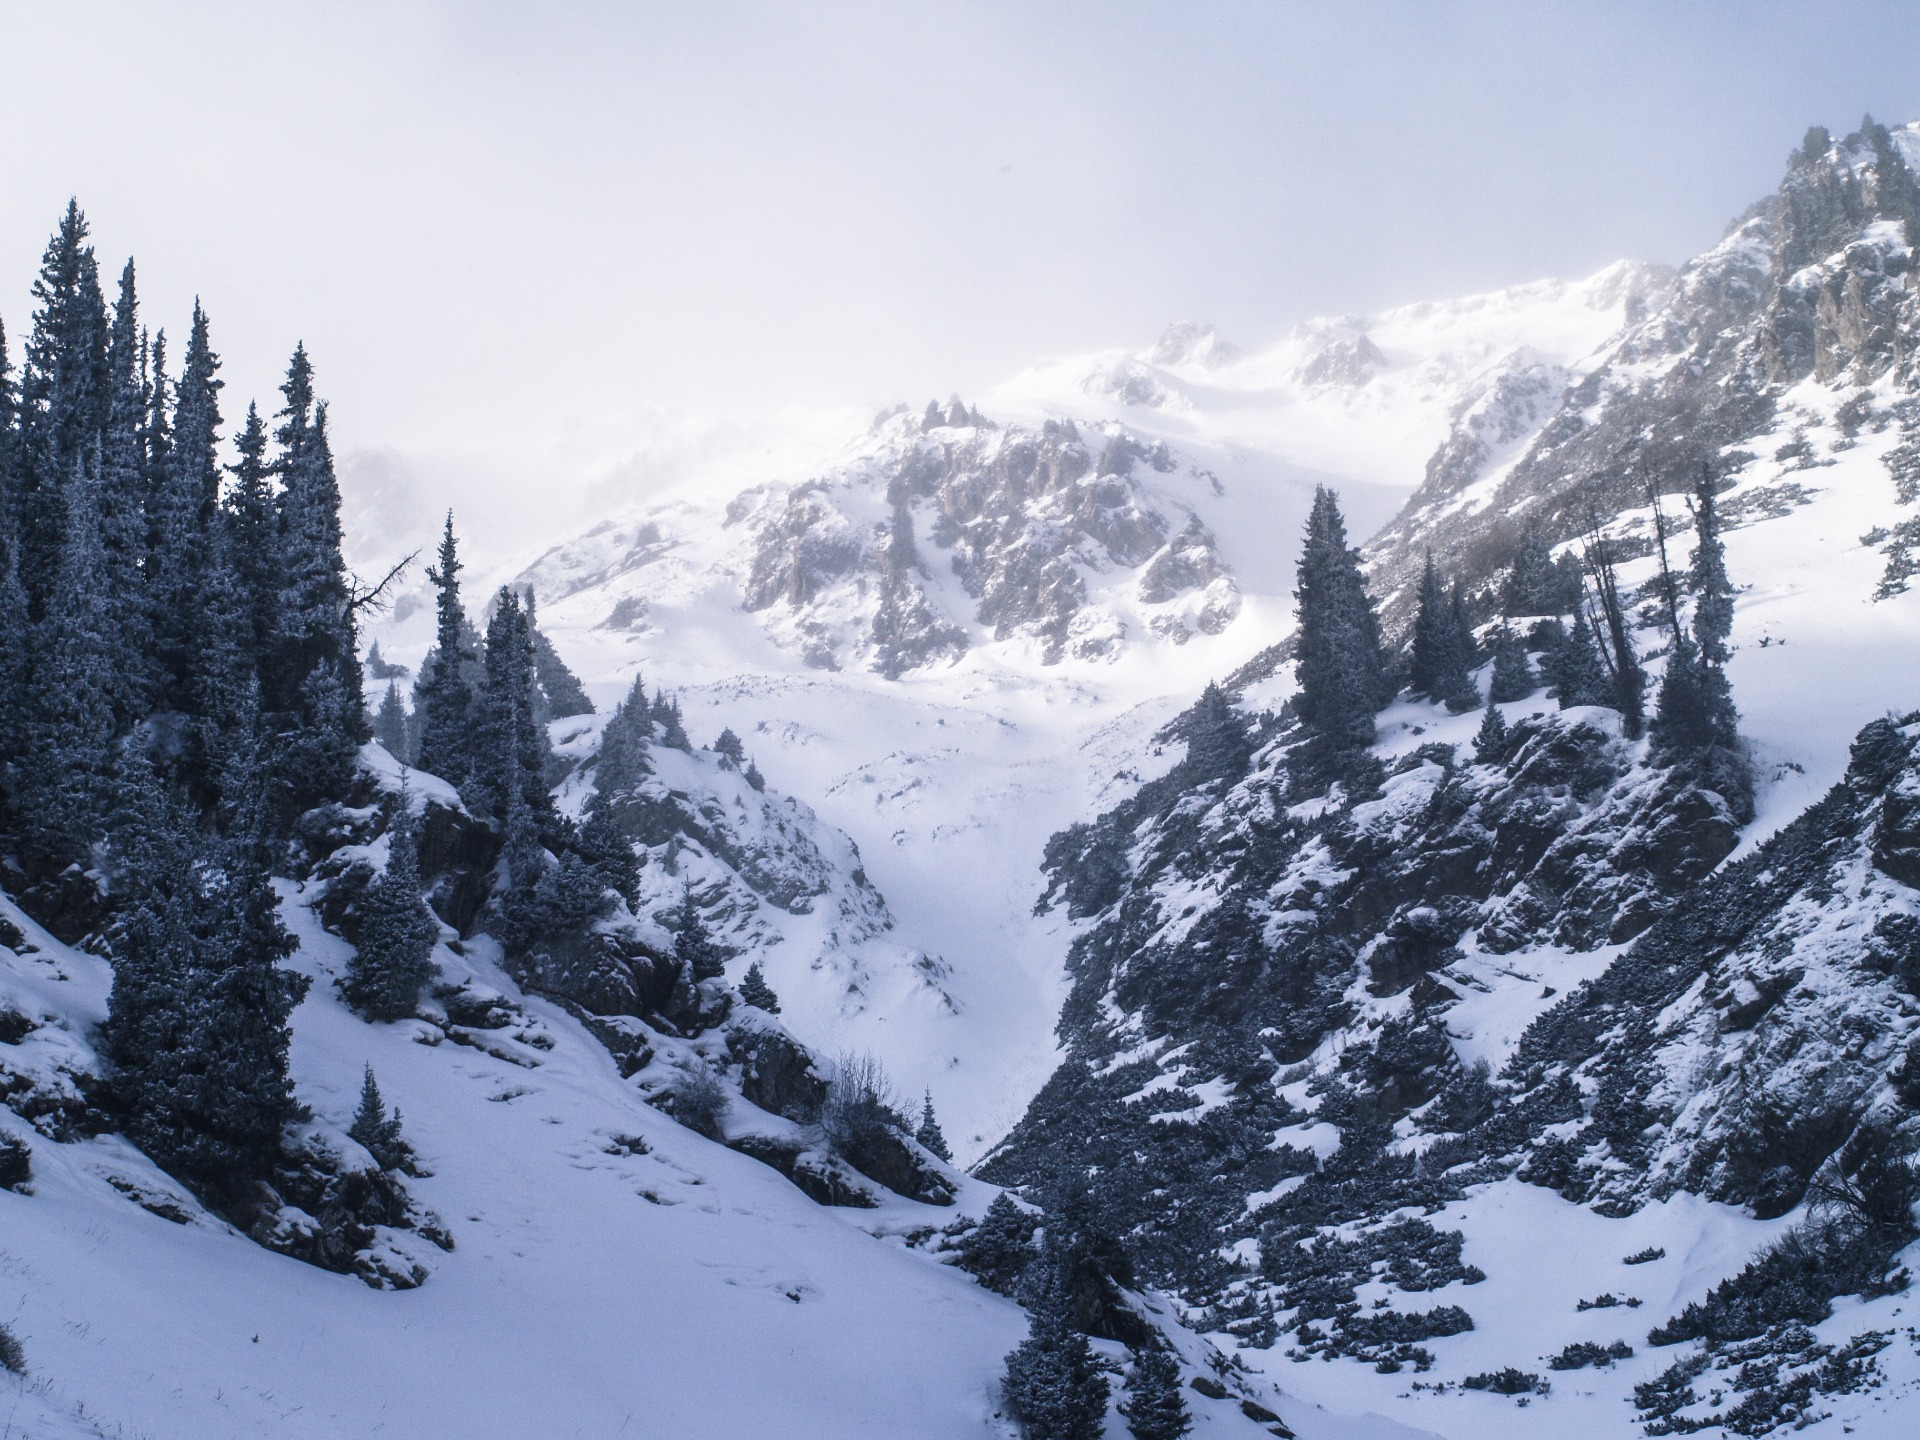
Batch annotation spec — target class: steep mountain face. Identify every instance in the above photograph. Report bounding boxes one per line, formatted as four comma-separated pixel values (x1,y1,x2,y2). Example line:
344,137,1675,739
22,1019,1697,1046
974,122,1920,1440
1362,119,1920,631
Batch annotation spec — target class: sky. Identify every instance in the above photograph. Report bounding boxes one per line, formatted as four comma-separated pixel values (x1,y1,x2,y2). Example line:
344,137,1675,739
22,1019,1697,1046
5,0,1920,566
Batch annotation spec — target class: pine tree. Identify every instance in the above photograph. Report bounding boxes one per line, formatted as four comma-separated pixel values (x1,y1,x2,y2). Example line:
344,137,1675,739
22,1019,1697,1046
147,301,222,713
1408,553,1451,698
1501,526,1562,617
96,259,153,725
224,402,281,665
343,792,440,1021
953,1192,1039,1295
18,202,108,622
1184,681,1250,780
654,692,691,751
671,884,725,983
1548,608,1610,709
17,458,118,865
373,680,411,758
576,793,639,907
1585,540,1646,738
272,376,367,803
471,587,553,828
593,675,653,796
522,589,594,718
1121,1341,1191,1440
106,784,307,1191
1001,1264,1109,1440
1473,698,1510,764
738,959,781,1012
348,1065,414,1172
1689,466,1735,668
415,514,477,785
743,758,766,792
1486,624,1536,703
916,1088,952,1161
713,727,746,763
1293,487,1389,750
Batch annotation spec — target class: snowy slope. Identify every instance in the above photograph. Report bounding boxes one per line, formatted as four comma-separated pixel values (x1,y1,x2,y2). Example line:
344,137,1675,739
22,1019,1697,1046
361,263,1646,1164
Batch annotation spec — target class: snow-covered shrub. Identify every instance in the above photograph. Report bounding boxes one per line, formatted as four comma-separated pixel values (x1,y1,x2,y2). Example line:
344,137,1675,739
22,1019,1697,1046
668,1059,730,1139
0,1132,30,1191
820,1050,903,1161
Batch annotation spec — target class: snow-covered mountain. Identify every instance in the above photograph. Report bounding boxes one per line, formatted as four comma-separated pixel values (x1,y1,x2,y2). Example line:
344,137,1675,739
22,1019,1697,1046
15,114,1920,1440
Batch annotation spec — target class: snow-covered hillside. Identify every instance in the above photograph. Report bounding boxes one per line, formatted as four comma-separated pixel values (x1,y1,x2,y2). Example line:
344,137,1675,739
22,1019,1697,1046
361,255,1647,1164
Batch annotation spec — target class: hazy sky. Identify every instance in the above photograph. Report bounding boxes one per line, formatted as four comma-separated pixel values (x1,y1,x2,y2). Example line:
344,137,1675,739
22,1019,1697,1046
6,1,1920,564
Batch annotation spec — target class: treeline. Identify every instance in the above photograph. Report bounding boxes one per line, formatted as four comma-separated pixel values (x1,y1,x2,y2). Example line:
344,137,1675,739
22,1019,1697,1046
1242,477,1745,797
0,204,372,1192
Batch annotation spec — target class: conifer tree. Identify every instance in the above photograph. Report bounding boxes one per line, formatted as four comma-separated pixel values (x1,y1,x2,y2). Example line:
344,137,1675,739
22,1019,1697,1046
671,884,725,983
471,587,553,828
373,681,411,758
916,1088,952,1161
18,202,108,620
744,758,766,792
1486,624,1536,703
593,675,653,796
96,260,152,723
415,514,477,785
348,1065,414,1172
1001,1264,1109,1440
224,402,281,662
1121,1341,1191,1440
148,301,222,712
738,959,781,1012
1184,681,1250,780
1501,526,1562,617
1585,539,1646,738
522,589,594,719
576,793,639,907
344,792,440,1021
654,692,691,751
953,1191,1040,1295
1548,609,1610,709
713,727,746,763
1293,487,1389,750
18,459,117,865
1689,466,1735,668
1473,698,1510,764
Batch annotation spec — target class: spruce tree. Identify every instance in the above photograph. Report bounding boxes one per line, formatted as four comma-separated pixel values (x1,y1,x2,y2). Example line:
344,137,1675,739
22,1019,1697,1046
1689,466,1735,668
148,301,222,713
916,1088,952,1161
1001,1264,1109,1440
593,675,653,796
373,680,411,758
953,1192,1039,1295
1501,526,1562,617
343,792,440,1021
523,589,594,718
738,959,781,1012
472,587,552,824
1184,681,1250,780
97,259,153,725
224,402,282,664
348,1065,414,1172
1548,608,1610,709
1293,487,1389,750
415,514,477,786
744,758,766,792
654,692,691,751
1586,540,1646,738
1473,698,1510,765
671,884,725,983
18,458,117,865
1121,1341,1191,1440
1408,553,1451,699
1486,624,1536,703
18,202,108,622
576,793,639,907
713,726,746,763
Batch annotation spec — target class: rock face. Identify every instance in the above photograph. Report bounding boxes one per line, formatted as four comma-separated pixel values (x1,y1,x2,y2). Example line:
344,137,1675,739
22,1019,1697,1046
520,405,1240,674
1505,716,1920,1221
989,698,1747,1287
1357,120,1920,637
